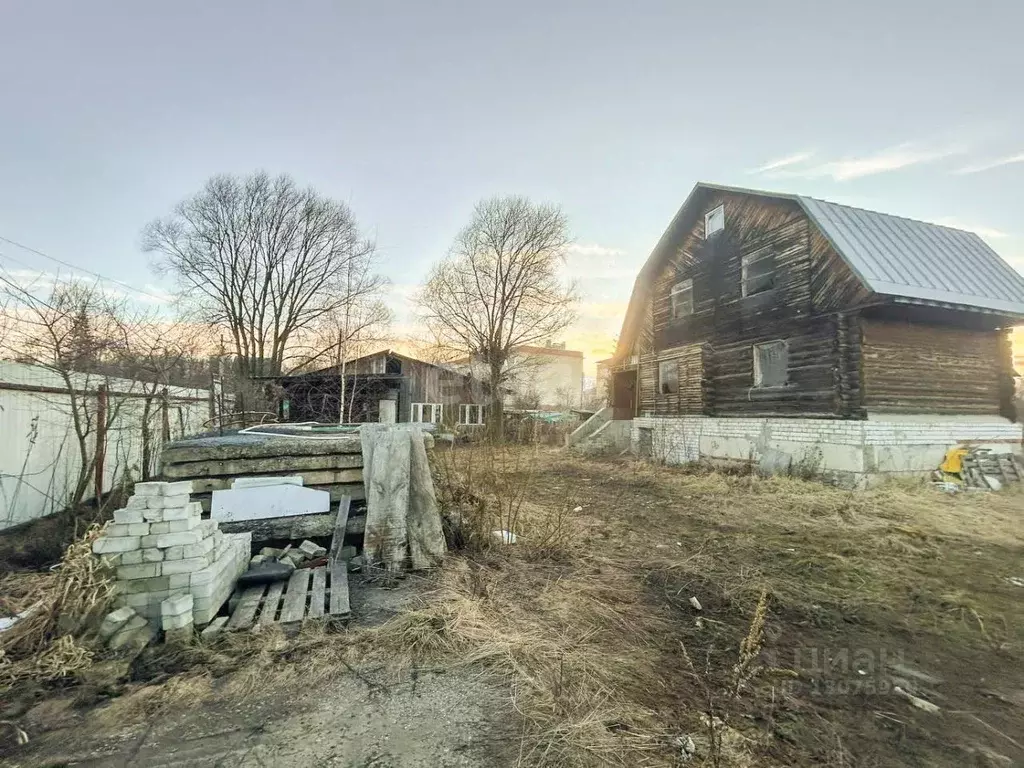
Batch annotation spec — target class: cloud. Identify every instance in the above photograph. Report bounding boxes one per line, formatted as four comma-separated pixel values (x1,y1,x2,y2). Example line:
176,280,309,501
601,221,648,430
753,142,966,181
953,152,1024,175
750,151,816,174
928,217,1011,240
566,243,626,258
0,266,173,306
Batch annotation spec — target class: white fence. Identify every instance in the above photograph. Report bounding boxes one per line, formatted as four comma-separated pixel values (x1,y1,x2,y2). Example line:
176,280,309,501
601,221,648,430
0,361,214,530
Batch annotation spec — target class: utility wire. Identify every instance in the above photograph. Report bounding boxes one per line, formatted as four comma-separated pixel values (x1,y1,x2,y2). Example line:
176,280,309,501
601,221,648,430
0,234,171,303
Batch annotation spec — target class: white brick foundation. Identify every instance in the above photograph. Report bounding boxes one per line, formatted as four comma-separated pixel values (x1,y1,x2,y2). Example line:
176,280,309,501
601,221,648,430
93,480,250,630
632,416,1023,487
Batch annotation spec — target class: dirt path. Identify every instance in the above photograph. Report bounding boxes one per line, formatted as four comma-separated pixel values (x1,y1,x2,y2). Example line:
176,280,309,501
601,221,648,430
4,666,519,767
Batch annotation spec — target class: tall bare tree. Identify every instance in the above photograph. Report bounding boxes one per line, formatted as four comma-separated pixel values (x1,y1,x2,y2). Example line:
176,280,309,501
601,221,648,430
142,172,382,400
417,196,577,437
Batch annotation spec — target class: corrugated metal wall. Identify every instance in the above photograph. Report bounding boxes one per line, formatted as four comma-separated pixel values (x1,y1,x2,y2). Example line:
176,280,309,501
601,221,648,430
0,362,212,530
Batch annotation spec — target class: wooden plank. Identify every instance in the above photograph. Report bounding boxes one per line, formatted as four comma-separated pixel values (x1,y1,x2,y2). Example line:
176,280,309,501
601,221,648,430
227,584,267,630
329,562,350,616
162,434,363,464
328,496,352,563
279,569,311,623
308,567,327,619
256,581,286,627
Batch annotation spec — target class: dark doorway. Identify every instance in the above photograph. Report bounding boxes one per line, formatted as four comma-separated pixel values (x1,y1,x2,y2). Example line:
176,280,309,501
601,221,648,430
611,369,638,419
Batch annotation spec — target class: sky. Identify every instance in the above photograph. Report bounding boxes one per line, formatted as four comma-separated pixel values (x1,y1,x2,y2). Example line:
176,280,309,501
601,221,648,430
2,0,1023,375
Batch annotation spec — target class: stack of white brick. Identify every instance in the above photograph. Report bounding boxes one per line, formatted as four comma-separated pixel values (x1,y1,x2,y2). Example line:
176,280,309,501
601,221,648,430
93,480,250,630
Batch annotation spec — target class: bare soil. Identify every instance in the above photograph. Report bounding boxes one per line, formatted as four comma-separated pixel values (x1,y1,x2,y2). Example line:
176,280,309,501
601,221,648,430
3,449,1022,767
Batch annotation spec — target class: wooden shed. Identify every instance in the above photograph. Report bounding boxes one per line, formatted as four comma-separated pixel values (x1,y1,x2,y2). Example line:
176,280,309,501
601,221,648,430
280,350,488,426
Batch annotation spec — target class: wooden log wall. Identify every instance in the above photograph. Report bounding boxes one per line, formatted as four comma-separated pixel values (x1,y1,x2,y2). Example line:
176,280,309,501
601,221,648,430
638,192,846,417
861,319,1004,414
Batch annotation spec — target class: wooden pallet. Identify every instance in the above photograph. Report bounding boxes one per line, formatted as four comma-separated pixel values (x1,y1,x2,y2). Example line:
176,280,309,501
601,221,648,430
226,565,349,630
226,496,354,630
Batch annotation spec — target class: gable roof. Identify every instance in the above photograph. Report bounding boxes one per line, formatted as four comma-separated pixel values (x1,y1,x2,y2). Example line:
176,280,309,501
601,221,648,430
613,182,1024,359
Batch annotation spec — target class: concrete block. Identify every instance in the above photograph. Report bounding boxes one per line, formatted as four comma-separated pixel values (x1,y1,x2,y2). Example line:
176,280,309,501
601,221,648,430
142,508,164,523
162,556,212,575
156,530,203,548
120,549,144,565
200,616,229,639
211,485,329,522
119,575,172,594
163,618,193,634
93,536,141,554
162,504,199,521
167,517,200,532
167,573,192,589
133,481,165,497
184,536,215,559
198,519,217,537
108,615,150,649
153,493,191,509
99,606,137,640
298,540,328,558
149,521,172,535
116,563,162,580
140,534,162,548
125,495,149,509
113,508,145,524
164,545,185,560
161,593,194,617
162,480,194,496
232,475,304,489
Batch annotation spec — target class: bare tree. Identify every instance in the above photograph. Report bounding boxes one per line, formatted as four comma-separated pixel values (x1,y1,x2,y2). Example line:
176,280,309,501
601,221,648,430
417,196,577,437
142,172,382,404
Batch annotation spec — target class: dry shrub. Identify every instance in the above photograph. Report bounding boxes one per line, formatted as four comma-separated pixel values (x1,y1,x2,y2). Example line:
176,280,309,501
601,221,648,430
434,442,577,558
95,671,215,726
0,526,115,688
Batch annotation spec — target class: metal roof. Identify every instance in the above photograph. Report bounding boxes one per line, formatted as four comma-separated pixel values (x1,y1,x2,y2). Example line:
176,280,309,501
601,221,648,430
796,195,1024,315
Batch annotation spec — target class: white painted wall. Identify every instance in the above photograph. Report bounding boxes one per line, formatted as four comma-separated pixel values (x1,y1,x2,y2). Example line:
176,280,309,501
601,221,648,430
631,416,1023,486
508,350,584,409
1,362,213,529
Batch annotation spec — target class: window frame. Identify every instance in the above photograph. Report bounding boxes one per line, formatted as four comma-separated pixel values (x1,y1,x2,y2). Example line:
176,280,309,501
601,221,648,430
412,402,443,423
658,359,679,395
704,204,725,239
752,340,789,389
741,247,776,298
670,279,694,319
369,356,387,374
458,403,485,425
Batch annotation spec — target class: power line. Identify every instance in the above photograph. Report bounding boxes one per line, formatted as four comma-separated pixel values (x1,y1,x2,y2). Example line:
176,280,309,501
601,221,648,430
0,234,172,304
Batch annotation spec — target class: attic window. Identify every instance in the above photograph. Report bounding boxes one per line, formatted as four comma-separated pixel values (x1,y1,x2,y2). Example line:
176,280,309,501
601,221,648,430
704,205,725,238
753,340,788,388
670,279,693,318
370,356,387,374
742,247,776,297
658,360,678,394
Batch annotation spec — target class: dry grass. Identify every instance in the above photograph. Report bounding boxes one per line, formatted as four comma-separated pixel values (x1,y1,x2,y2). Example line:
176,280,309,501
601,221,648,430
0,525,116,688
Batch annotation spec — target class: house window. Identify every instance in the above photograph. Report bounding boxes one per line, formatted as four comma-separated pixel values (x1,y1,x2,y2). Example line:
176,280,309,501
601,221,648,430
370,356,386,374
704,205,725,238
742,247,776,297
412,403,443,423
658,360,678,394
753,341,788,388
670,279,693,319
459,404,484,425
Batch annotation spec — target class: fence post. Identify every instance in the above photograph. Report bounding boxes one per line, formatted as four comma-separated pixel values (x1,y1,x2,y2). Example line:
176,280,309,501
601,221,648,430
95,383,108,502
161,387,171,442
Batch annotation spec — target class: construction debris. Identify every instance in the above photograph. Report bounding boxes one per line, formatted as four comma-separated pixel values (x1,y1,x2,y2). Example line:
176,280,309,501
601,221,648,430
92,481,250,633
934,446,1023,491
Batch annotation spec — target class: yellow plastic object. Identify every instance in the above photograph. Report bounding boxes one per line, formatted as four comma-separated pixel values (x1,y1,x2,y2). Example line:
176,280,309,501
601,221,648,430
939,447,968,475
